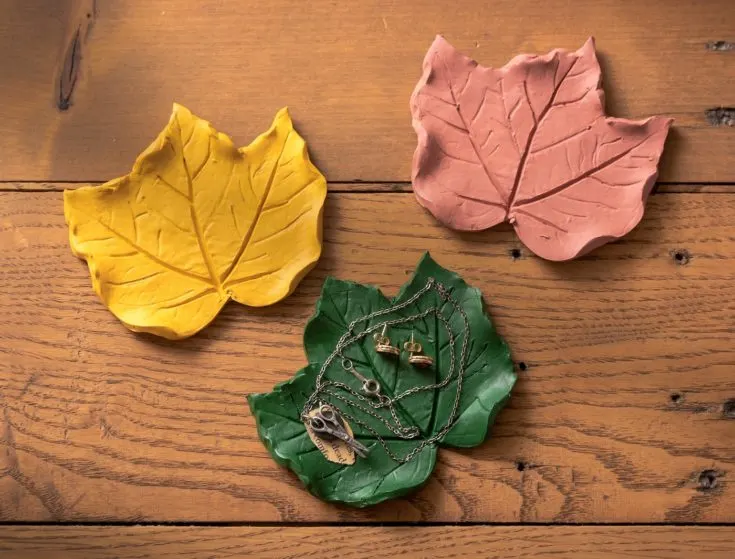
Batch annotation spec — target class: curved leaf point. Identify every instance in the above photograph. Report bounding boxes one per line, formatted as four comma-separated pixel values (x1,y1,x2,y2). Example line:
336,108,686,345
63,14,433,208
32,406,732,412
411,37,672,261
65,104,327,339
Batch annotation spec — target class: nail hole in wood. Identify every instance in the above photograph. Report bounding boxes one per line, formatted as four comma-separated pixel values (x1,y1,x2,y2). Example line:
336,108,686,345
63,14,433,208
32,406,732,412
516,461,526,472
672,249,690,265
723,399,735,418
510,248,522,260
517,361,528,372
670,393,682,404
697,469,719,491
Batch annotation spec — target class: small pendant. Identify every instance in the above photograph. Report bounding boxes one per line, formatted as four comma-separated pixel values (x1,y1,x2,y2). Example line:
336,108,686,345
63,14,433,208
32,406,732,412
304,406,357,465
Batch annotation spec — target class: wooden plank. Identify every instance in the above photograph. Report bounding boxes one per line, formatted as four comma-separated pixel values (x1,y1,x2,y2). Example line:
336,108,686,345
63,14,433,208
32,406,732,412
0,0,733,183
1,526,734,558
1,192,734,522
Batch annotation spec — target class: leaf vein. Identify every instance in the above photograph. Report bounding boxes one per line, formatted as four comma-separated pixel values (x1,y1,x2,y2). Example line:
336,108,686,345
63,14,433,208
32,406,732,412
438,51,508,206
251,198,312,247
530,120,598,155
224,268,280,288
157,288,218,310
102,270,164,287
262,177,320,213
220,130,292,284
177,123,222,292
154,175,190,204
456,193,506,211
423,109,468,133
80,212,213,285
507,53,576,209
515,135,653,208
515,209,569,233
433,141,482,166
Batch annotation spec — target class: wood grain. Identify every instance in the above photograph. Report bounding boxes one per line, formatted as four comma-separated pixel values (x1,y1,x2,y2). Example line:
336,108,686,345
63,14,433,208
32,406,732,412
2,526,735,558
0,0,733,183
1,190,734,522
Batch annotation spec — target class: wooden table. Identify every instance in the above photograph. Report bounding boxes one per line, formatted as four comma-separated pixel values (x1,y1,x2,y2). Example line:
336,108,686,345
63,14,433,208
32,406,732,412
1,1,734,557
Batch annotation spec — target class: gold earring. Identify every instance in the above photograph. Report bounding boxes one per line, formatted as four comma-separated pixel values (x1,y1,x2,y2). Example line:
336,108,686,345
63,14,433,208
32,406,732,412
404,332,433,368
373,325,400,357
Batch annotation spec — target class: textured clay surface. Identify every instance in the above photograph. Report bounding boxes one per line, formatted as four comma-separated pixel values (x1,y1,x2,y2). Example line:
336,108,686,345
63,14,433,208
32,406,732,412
248,253,516,507
410,36,672,261
64,104,327,339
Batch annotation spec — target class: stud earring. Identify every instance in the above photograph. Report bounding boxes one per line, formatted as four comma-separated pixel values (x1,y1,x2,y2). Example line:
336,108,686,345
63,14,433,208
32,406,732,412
404,332,433,368
373,324,400,357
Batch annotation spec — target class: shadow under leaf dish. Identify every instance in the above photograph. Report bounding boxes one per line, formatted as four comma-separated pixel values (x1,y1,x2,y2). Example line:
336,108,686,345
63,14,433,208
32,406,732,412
410,36,672,261
64,104,327,339
248,253,516,507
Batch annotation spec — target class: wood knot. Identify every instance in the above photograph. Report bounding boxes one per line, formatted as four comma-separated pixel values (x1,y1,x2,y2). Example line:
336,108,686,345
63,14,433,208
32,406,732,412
670,393,682,404
517,361,528,372
705,40,734,51
671,249,690,265
509,248,522,261
705,108,734,127
515,460,527,472
697,469,721,491
723,399,735,418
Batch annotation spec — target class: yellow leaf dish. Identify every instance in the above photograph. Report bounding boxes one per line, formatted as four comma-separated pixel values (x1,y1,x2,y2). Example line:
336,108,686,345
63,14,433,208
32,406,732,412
64,104,327,339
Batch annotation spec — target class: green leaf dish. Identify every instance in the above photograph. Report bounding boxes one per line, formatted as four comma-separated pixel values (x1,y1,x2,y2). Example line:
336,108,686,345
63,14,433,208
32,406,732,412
247,253,516,507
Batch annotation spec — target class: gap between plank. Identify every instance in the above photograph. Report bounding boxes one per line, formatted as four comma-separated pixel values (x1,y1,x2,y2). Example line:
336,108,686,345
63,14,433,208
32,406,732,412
0,182,733,194
1,521,734,527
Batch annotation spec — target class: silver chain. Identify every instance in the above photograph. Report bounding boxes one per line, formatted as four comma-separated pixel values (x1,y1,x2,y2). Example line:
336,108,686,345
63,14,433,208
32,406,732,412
301,278,471,464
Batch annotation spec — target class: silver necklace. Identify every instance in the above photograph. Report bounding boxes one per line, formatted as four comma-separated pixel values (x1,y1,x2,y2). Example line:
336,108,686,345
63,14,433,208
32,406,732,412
302,278,471,464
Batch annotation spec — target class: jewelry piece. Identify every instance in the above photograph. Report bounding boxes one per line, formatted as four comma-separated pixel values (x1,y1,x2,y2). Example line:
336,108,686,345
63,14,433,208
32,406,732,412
301,277,471,464
404,332,433,368
341,358,383,398
373,324,400,357
308,404,369,458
